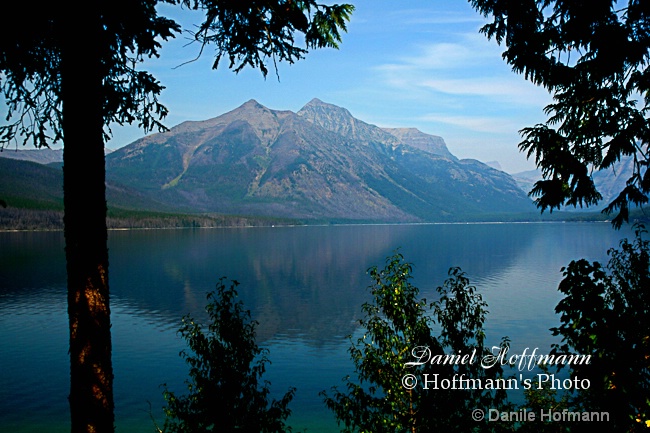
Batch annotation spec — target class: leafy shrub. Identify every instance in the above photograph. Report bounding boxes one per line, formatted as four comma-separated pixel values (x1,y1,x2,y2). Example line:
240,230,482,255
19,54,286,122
321,253,511,432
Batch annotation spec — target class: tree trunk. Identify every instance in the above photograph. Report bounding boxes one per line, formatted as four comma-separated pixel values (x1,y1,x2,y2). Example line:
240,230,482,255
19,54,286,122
61,7,115,433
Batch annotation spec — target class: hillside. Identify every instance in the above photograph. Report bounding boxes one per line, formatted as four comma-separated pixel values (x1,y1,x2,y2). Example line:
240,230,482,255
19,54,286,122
0,158,296,230
0,157,64,210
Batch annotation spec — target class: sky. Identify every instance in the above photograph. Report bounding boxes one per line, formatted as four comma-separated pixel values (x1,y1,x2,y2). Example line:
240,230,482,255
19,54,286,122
108,1,552,174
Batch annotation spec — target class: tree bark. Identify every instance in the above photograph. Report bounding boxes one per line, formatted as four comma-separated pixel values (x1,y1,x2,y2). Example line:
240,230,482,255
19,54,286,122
61,7,115,433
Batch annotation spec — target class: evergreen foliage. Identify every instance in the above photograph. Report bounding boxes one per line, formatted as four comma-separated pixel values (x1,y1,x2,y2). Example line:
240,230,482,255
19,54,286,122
162,278,296,433
518,365,572,433
469,0,650,227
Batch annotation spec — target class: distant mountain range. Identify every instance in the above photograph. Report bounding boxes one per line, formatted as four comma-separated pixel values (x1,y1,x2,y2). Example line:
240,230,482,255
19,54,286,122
0,147,64,165
0,147,114,165
512,157,634,212
2,98,551,223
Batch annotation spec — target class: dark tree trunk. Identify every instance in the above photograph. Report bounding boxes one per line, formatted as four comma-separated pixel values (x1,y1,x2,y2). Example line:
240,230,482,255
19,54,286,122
61,7,115,433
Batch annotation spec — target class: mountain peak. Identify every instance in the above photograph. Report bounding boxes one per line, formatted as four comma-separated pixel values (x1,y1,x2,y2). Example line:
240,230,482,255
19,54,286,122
166,99,272,136
383,127,455,159
299,98,354,119
297,99,399,146
236,99,269,112
304,97,326,106
218,98,282,125
243,98,263,106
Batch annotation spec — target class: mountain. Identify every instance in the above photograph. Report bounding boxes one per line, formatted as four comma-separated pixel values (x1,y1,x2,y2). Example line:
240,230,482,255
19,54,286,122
511,169,540,201
105,99,534,222
485,161,503,171
592,156,635,206
0,156,184,214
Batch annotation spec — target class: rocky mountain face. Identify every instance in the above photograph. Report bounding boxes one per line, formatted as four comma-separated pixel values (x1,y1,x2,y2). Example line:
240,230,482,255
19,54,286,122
106,99,534,221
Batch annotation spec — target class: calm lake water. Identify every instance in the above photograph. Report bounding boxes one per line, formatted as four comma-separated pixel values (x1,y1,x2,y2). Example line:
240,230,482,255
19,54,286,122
0,222,634,432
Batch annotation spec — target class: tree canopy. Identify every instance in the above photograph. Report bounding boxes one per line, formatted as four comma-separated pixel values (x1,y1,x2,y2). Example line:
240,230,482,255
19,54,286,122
550,224,650,431
469,0,650,227
0,2,176,147
0,0,353,149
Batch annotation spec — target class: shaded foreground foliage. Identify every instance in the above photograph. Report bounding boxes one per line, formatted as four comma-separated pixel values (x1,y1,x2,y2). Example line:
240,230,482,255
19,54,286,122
161,278,296,433
320,254,511,433
163,231,649,432
546,224,650,432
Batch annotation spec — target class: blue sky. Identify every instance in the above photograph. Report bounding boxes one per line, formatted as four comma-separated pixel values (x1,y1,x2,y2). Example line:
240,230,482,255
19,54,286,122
105,1,551,174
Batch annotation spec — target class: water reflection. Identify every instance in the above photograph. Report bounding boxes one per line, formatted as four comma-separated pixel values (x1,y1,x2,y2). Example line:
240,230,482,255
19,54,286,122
105,224,542,343
1,223,627,344
0,222,631,433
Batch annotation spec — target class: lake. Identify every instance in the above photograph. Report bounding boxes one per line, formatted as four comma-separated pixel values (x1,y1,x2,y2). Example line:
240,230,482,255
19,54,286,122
0,222,633,432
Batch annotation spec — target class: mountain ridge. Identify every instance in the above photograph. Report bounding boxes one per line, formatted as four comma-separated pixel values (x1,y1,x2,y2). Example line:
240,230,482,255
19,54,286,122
0,99,538,223
104,99,534,221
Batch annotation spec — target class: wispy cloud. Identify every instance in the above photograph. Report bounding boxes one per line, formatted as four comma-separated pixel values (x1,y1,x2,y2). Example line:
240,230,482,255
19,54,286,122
417,113,524,134
385,8,487,26
376,34,495,72
368,32,552,133
419,77,548,103
406,15,486,25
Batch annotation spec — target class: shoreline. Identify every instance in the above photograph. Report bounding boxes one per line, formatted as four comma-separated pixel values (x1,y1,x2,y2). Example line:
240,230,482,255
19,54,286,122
0,218,618,234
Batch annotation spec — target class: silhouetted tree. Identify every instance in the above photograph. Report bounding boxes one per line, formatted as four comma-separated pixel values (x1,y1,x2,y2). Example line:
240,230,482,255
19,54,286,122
467,1,650,430
518,365,572,433
469,0,650,227
162,278,297,433
0,2,352,432
550,224,650,431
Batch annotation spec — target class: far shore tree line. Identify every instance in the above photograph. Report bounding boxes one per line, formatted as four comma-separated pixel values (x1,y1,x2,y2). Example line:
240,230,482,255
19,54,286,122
0,207,296,231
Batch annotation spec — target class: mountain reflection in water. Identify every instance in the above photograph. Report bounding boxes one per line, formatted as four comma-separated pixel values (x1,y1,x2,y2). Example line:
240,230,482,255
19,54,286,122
0,222,629,432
